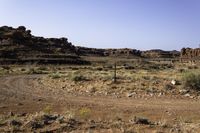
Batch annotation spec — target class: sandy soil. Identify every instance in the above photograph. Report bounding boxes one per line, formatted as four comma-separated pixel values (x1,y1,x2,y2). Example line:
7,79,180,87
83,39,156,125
0,75,200,132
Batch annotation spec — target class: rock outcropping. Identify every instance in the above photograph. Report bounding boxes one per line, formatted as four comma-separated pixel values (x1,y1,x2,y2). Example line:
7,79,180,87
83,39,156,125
0,26,89,64
180,48,200,60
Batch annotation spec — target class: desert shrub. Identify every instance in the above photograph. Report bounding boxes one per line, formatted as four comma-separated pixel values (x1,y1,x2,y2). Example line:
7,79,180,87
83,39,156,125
164,84,174,91
142,76,150,80
0,116,7,126
133,116,151,125
2,66,10,70
71,75,87,82
27,68,44,74
103,74,113,81
20,68,26,71
166,64,174,69
49,73,61,79
182,72,200,91
0,67,8,75
43,105,52,114
37,66,48,71
188,65,198,69
177,68,186,73
123,64,135,70
142,64,159,70
71,67,79,70
79,108,91,119
65,111,75,119
103,65,113,69
96,67,103,71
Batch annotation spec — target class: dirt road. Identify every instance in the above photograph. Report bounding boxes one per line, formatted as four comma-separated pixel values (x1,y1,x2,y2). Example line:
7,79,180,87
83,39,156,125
0,75,200,123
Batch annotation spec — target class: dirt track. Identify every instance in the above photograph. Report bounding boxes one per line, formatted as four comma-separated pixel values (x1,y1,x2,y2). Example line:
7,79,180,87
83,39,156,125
0,75,200,123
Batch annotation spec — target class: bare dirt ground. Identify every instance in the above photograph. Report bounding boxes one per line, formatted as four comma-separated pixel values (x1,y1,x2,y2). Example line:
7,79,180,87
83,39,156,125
1,74,200,132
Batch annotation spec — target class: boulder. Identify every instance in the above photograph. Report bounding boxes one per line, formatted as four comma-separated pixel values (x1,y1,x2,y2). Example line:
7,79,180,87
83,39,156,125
126,92,136,97
171,80,177,85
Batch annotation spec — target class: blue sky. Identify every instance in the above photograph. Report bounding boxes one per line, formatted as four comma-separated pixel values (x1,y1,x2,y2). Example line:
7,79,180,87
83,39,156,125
0,0,200,50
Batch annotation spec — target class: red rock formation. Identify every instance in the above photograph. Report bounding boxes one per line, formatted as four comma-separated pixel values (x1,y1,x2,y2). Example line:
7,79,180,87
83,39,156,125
180,48,200,61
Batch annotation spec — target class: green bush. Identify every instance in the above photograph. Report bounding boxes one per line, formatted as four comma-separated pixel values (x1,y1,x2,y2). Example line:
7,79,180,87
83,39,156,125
182,72,200,90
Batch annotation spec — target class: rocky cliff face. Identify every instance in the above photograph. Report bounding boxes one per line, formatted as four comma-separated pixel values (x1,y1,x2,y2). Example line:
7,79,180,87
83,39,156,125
180,48,200,60
0,26,88,64
0,26,78,57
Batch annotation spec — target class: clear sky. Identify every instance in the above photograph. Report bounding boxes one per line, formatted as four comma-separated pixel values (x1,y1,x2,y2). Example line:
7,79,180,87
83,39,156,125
0,0,200,50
